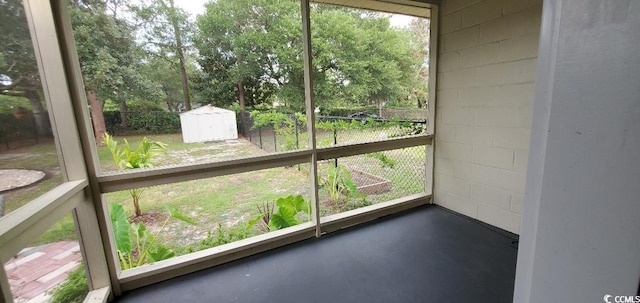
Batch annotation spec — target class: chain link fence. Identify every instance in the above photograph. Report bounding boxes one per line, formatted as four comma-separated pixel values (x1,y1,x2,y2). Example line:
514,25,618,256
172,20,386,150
239,114,427,151
0,112,52,150
240,112,428,214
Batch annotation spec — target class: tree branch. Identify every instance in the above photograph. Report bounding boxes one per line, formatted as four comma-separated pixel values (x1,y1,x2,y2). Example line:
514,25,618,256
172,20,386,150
0,77,24,90
0,90,27,97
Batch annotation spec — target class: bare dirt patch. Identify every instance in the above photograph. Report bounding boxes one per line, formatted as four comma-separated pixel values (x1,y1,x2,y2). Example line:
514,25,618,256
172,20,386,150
129,211,167,226
0,169,46,192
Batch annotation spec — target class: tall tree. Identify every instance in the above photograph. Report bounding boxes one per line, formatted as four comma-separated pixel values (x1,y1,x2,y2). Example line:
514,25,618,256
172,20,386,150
0,0,51,136
70,0,161,142
194,1,420,113
194,0,299,111
132,0,194,111
407,18,430,108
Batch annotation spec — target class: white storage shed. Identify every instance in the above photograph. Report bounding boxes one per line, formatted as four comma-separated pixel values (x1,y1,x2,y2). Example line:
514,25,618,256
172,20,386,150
179,105,238,143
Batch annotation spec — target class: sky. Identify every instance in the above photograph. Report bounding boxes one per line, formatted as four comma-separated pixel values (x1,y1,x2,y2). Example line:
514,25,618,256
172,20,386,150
175,1,416,27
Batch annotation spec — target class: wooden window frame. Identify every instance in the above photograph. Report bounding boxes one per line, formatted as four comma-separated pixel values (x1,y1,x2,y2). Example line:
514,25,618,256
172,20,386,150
0,0,439,301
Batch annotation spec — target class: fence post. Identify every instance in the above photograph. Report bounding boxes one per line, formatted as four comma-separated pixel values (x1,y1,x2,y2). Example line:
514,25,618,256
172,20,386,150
333,128,338,167
155,112,159,134
273,126,278,152
295,119,299,149
259,127,263,149
32,113,39,144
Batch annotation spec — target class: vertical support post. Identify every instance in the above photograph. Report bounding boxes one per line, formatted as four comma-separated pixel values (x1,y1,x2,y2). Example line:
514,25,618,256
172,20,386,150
426,5,438,201
259,127,263,149
48,0,117,296
301,0,321,237
0,265,12,303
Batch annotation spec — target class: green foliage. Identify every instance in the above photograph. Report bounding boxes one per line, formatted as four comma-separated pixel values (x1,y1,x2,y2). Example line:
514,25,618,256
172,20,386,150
103,133,167,170
131,0,196,111
0,112,37,145
69,1,163,104
0,95,30,113
0,0,41,97
320,164,361,206
110,202,132,255
366,152,397,169
251,111,307,151
247,195,310,231
127,111,181,134
104,133,167,216
186,223,250,253
109,202,195,269
341,197,373,212
49,266,88,303
103,111,181,134
316,116,422,136
194,1,422,111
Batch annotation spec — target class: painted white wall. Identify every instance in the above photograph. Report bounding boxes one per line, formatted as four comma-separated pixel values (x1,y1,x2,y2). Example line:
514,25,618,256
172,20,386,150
435,0,542,233
180,105,238,143
514,0,640,301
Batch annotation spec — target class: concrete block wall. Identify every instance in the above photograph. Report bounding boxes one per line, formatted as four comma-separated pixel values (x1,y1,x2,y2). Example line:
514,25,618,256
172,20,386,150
434,0,542,234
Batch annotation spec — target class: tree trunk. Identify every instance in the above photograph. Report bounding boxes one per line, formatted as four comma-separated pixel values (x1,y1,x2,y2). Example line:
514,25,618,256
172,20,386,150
237,81,247,134
168,0,191,111
26,91,50,136
130,189,143,217
88,90,107,146
177,51,191,111
163,86,174,111
237,81,246,111
119,98,128,130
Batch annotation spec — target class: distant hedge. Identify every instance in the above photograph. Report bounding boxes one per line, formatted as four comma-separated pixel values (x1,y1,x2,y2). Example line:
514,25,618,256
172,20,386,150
104,111,181,134
0,113,43,149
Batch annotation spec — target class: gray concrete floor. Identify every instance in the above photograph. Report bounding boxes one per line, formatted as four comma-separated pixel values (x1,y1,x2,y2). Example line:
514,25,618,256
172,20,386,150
115,205,518,303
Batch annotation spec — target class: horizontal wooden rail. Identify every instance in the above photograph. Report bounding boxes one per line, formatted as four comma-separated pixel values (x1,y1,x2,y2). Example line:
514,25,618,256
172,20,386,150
0,180,87,262
118,223,316,291
317,134,432,161
98,150,312,193
98,135,431,193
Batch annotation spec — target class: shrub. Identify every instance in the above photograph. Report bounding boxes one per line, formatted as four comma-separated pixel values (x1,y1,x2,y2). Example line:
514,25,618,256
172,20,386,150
104,133,167,217
186,223,250,253
109,202,196,269
247,195,310,232
49,266,88,303
250,111,307,151
103,111,181,134
127,111,181,133
319,165,361,207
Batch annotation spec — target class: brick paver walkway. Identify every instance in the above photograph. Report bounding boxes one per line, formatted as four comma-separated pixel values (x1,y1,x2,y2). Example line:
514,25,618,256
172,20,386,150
4,241,82,303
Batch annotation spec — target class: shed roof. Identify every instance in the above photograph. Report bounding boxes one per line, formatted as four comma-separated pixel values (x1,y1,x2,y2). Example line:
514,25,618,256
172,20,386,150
180,105,234,115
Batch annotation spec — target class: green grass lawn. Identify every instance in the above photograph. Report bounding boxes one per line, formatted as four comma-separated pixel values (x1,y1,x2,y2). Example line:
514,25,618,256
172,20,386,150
97,133,262,171
2,131,426,253
0,142,72,245
104,165,311,251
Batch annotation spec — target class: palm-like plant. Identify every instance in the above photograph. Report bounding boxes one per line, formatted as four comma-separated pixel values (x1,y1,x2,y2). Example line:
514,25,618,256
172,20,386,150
320,164,359,207
103,133,167,217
